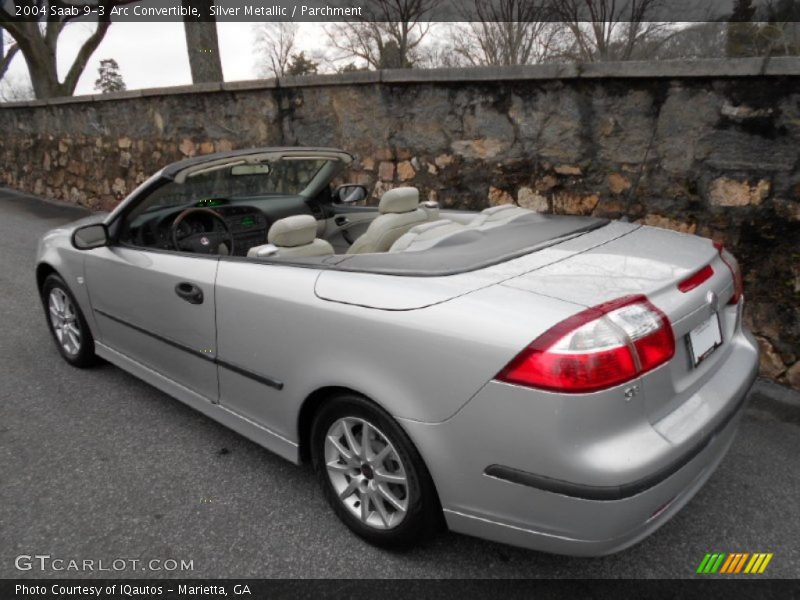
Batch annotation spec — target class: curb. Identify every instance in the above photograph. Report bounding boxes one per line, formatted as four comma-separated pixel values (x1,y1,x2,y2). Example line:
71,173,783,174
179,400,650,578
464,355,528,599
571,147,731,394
747,378,800,426
0,186,95,218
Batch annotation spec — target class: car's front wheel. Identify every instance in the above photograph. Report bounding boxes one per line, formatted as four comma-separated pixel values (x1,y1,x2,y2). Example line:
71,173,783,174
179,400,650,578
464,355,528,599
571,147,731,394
310,393,441,549
41,273,98,368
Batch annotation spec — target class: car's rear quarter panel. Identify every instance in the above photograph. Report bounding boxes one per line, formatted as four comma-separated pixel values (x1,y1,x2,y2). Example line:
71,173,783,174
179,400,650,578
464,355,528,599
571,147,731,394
214,261,583,440
398,290,757,554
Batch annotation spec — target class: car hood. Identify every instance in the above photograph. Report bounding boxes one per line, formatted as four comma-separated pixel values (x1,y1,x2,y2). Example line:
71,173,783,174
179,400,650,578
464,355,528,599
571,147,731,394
314,220,640,310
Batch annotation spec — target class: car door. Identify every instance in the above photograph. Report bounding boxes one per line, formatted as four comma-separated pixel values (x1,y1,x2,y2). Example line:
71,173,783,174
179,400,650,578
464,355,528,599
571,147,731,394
84,246,220,403
213,259,321,445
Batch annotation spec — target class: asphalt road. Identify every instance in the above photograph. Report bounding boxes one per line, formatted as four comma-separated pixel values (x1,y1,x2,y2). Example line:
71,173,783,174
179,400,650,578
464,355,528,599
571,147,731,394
1,188,799,579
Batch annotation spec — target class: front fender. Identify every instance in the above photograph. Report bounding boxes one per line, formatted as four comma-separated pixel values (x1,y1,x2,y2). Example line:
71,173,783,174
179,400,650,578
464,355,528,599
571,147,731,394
36,224,99,338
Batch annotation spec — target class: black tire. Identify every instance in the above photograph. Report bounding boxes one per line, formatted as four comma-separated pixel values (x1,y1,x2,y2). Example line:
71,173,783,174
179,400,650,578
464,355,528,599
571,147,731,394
41,273,98,368
310,392,443,549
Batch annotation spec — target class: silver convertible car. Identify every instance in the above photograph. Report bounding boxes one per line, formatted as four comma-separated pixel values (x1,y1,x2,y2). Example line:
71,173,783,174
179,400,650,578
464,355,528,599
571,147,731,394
36,147,759,555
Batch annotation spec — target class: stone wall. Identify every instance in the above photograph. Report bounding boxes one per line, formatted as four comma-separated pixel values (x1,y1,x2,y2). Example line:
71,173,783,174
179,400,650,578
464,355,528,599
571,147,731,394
1,58,799,387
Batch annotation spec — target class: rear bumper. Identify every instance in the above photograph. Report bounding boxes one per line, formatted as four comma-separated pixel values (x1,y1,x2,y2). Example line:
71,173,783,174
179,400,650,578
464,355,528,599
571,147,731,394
445,413,741,556
399,327,758,556
483,375,750,502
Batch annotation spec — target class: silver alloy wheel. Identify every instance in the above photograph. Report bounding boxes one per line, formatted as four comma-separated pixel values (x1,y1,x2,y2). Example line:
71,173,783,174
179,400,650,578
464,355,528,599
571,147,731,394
324,417,409,530
48,288,81,356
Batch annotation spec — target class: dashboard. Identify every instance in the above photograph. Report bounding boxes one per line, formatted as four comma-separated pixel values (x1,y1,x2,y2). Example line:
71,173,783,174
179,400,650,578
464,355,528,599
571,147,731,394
128,200,269,256
206,205,269,254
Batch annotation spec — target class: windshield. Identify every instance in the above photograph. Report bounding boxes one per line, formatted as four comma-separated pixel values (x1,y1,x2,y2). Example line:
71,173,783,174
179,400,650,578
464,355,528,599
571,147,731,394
130,157,332,217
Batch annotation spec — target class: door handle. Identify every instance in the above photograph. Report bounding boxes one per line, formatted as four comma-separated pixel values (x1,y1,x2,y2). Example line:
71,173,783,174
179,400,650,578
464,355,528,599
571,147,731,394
175,282,204,304
335,216,350,226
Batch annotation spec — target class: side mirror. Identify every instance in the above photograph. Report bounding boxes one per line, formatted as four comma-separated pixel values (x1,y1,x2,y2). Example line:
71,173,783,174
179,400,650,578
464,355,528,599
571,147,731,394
72,223,109,250
334,184,368,205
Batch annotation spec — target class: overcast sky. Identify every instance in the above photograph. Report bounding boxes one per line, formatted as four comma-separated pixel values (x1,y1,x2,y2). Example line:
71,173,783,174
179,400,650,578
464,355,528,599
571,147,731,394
3,21,330,95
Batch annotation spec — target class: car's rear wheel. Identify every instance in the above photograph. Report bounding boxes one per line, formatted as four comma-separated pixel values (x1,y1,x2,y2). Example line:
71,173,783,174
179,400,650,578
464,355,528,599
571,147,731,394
310,393,441,549
41,273,98,368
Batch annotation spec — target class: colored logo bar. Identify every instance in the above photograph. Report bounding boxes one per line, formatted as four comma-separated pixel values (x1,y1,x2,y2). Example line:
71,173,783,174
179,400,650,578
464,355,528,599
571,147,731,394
696,552,773,574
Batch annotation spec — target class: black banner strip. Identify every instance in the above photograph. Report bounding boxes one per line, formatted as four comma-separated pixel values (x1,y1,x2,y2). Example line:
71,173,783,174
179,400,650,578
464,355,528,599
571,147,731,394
2,579,798,600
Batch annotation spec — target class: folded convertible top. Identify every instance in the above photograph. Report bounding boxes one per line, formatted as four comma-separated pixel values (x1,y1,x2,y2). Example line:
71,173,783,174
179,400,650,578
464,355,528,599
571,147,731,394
316,214,609,276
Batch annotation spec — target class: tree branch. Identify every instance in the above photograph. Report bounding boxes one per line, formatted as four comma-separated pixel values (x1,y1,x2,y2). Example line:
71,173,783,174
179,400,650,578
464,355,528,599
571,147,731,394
0,42,19,80
61,19,111,95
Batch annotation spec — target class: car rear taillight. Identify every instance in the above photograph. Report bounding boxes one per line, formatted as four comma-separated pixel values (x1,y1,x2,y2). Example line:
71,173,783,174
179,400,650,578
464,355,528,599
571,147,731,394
678,264,714,293
713,242,743,305
496,295,675,393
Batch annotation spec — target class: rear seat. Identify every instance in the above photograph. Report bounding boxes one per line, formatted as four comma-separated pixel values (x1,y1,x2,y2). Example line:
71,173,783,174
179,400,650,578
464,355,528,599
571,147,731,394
389,219,467,253
389,204,538,253
468,204,535,229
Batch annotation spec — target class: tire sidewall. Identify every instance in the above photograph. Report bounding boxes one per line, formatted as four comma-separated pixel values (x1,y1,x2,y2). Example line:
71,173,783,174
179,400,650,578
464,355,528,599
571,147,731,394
41,273,96,368
310,393,439,549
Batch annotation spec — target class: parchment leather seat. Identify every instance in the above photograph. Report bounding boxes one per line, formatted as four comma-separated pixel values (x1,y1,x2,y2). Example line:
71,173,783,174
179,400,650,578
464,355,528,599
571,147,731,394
389,219,467,253
346,187,431,254
247,214,333,259
469,204,536,229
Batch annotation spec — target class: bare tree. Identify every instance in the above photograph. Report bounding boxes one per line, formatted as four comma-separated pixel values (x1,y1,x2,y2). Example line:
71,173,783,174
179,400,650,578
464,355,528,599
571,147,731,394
0,1,138,99
752,0,800,56
1,27,20,81
547,0,673,62
727,0,759,56
756,22,800,56
416,29,470,68
449,0,561,66
325,0,440,69
253,22,298,77
725,0,800,57
0,74,35,102
654,22,727,60
181,0,223,83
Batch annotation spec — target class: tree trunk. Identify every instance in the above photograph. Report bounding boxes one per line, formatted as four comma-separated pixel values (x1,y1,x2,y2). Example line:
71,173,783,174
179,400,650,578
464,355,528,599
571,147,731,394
26,55,62,98
1,28,20,81
3,18,111,99
13,28,61,98
182,0,223,83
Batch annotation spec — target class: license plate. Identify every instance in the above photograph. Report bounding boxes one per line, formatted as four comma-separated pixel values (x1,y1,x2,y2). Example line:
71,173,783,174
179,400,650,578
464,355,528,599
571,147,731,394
688,312,723,367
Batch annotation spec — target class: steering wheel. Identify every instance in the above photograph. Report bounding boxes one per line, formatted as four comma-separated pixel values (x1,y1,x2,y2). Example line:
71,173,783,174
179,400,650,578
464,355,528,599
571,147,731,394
170,207,235,255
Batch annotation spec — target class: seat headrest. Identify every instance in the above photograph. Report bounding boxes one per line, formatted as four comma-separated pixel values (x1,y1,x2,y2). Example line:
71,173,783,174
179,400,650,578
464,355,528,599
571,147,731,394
379,187,419,214
268,214,318,247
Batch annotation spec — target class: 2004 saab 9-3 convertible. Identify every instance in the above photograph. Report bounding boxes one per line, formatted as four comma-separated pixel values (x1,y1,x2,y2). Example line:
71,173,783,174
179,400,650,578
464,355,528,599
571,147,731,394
36,147,759,555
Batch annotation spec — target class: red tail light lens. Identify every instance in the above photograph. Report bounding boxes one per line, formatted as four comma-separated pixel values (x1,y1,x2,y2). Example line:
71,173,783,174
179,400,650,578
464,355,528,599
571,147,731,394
496,296,675,393
678,264,714,293
713,242,743,305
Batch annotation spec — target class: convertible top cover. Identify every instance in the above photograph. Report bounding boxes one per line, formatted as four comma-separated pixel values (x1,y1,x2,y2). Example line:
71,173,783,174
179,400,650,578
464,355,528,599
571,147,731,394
297,214,610,276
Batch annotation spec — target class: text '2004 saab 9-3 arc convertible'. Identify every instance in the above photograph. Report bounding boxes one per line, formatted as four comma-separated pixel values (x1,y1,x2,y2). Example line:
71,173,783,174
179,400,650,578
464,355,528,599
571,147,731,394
36,146,759,555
